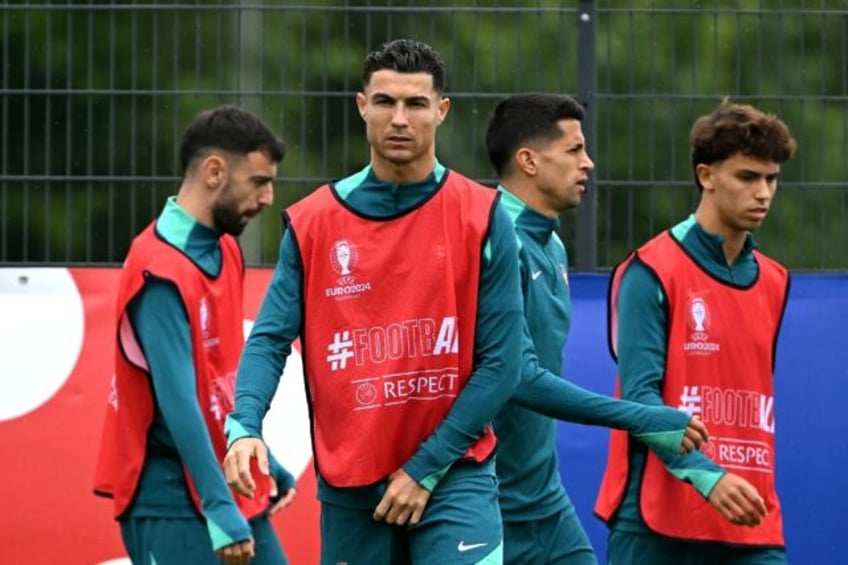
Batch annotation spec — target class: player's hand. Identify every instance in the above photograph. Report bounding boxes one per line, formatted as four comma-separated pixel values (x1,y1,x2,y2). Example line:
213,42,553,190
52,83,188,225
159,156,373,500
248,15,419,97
373,469,431,527
707,472,767,527
216,538,255,565
224,437,268,499
679,415,709,454
268,476,297,516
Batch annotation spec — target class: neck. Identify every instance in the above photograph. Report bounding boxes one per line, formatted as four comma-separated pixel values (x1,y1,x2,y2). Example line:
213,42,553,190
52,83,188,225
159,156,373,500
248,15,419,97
501,176,558,218
694,206,747,265
370,152,435,184
175,182,214,229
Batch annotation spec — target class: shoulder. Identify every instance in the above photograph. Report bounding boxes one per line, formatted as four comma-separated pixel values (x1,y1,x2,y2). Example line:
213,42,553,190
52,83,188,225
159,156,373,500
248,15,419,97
753,249,787,273
443,170,498,203
617,253,665,308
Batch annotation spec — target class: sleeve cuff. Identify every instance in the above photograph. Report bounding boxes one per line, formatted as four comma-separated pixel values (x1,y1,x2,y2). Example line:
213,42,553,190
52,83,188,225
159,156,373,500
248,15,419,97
697,469,727,499
633,429,685,456
206,515,250,552
269,456,297,493
224,415,255,449
402,462,450,493
669,467,726,499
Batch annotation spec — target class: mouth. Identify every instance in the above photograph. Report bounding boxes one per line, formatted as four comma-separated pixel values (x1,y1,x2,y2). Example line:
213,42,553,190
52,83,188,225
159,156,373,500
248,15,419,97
747,208,768,221
386,135,413,145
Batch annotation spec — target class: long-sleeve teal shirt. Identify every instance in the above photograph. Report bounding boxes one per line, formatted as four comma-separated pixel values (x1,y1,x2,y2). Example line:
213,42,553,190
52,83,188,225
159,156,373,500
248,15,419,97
127,197,295,550
612,214,758,533
495,188,692,522
229,162,523,508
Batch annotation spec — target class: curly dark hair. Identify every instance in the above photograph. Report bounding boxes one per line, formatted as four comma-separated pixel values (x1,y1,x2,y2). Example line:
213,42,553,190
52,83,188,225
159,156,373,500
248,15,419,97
690,99,797,191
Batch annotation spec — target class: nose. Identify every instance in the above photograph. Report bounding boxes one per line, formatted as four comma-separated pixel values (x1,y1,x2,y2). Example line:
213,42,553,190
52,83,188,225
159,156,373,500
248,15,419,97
583,153,595,172
754,178,774,201
391,104,409,127
258,183,274,207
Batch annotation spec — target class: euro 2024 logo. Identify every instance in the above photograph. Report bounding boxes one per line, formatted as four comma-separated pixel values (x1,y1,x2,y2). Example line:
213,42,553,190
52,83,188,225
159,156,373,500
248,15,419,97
330,239,358,285
687,296,711,342
684,295,721,356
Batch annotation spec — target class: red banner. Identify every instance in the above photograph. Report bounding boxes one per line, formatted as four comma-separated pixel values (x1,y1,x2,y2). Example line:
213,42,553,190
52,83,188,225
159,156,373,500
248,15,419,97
0,268,320,565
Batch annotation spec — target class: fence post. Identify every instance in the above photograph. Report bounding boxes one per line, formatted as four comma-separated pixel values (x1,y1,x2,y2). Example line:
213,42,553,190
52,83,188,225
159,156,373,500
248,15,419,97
237,0,265,266
576,0,597,270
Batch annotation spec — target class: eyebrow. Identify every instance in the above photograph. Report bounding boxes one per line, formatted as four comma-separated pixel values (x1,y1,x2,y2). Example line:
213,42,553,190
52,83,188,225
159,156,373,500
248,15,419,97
371,92,431,104
735,168,781,181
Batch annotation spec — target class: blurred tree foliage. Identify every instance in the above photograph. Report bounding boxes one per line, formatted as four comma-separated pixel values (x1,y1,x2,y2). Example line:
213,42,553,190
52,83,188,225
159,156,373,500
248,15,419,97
1,0,845,267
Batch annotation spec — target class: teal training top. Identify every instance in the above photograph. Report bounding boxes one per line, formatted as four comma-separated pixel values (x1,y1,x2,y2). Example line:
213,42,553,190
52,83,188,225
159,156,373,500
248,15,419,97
229,162,524,509
494,188,572,521
495,188,693,523
611,214,758,533
126,197,295,548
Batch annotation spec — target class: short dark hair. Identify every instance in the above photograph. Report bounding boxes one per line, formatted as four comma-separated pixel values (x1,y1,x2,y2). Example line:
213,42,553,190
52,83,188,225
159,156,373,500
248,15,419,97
179,105,285,175
690,99,797,191
485,93,586,177
362,39,446,94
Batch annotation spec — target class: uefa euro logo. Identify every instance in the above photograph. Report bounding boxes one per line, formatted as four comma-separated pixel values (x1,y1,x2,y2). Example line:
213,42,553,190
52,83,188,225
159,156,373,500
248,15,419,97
688,296,710,339
683,296,719,355
330,239,358,285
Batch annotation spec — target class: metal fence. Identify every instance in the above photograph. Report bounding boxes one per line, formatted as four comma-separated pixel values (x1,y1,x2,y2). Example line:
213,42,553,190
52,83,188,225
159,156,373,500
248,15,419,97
2,1,846,269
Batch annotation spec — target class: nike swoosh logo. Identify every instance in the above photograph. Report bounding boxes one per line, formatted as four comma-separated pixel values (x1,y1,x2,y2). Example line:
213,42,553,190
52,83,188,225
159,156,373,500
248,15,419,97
457,541,488,552
531,271,543,280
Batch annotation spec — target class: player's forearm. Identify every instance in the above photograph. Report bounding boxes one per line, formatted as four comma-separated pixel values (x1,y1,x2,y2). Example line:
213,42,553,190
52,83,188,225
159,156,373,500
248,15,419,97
130,285,251,547
232,331,290,438
515,362,639,428
657,447,726,497
402,308,523,487
617,261,724,495
620,358,725,495
161,397,252,548
620,364,724,494
511,318,632,426
232,232,302,439
403,205,523,487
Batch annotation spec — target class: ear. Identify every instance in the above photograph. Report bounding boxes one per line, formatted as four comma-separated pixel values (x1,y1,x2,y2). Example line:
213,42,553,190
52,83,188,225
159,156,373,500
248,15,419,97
515,147,537,176
200,154,227,191
695,163,714,192
436,96,451,124
356,92,367,120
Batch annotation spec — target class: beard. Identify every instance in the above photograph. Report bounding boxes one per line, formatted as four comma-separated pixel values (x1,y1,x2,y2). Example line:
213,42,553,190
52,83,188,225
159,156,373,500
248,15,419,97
211,183,247,236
